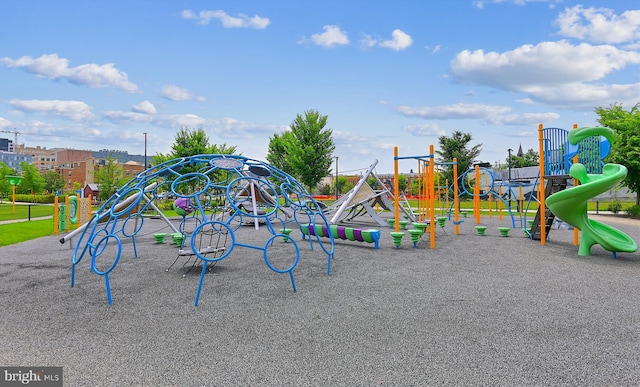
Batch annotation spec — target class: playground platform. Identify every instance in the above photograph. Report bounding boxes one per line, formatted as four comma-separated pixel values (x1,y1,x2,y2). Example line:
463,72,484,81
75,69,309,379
1,215,638,385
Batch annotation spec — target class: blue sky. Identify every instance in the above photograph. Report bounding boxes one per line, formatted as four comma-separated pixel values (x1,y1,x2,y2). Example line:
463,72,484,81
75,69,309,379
0,0,638,175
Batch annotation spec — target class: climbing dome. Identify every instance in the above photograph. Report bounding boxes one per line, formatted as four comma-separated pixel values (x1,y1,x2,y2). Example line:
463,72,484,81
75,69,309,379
69,154,335,306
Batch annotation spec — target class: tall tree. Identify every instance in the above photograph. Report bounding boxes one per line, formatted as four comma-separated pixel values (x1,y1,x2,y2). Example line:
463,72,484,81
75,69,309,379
268,110,335,192
16,162,45,195
154,127,237,164
595,103,640,205
436,131,482,188
43,170,65,194
266,131,294,172
94,157,128,200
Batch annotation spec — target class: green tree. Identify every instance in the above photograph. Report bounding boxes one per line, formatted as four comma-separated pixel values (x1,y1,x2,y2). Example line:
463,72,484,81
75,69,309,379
367,176,380,190
154,127,237,164
436,131,482,187
16,162,45,195
266,131,294,172
595,103,640,205
43,170,65,194
94,157,128,200
153,127,238,195
507,148,539,168
335,175,349,196
267,110,335,192
397,173,408,194
0,162,16,201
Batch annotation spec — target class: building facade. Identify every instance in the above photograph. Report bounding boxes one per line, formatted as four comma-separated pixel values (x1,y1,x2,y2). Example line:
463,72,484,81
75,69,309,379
0,151,32,173
15,144,58,171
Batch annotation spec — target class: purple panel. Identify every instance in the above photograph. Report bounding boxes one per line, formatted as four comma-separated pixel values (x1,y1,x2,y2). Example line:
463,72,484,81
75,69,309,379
353,228,363,242
337,226,347,240
308,224,316,236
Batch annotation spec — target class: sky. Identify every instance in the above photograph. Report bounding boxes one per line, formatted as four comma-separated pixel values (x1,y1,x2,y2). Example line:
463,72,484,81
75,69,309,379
0,0,638,175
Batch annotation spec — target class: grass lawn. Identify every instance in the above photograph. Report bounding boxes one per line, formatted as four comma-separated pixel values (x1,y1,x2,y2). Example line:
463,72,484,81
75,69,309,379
0,199,635,248
0,219,58,247
0,202,54,221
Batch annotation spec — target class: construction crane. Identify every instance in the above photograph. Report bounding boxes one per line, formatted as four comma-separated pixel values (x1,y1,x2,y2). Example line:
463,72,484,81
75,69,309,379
0,128,21,146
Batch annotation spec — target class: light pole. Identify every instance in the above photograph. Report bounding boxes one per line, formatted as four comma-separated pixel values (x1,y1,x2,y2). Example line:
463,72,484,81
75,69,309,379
143,132,147,170
334,156,339,200
507,148,513,207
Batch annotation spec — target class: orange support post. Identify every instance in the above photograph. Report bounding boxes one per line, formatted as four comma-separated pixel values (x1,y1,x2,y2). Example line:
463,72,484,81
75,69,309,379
538,123,547,246
488,193,492,218
54,196,59,235
498,187,503,220
429,145,435,249
519,186,523,215
474,164,481,224
65,195,71,232
453,157,459,235
572,123,580,246
393,147,400,233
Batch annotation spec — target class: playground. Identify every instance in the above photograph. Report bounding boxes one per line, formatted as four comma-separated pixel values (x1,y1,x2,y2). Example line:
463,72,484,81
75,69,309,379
0,213,638,385
1,126,639,384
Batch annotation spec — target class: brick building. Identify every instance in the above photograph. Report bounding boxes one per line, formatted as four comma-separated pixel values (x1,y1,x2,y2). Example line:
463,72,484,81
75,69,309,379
15,144,59,171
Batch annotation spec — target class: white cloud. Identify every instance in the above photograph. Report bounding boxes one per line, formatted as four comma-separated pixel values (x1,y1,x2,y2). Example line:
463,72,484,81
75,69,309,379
181,9,270,29
103,110,206,128
521,82,640,108
359,34,378,49
0,54,139,93
103,111,153,124
402,124,446,137
160,85,206,101
9,99,95,121
486,112,561,125
396,103,512,120
304,25,350,47
379,29,413,51
153,113,208,128
101,105,285,141
359,30,412,51
555,6,640,45
132,100,156,114
0,117,12,129
450,40,640,108
452,41,640,88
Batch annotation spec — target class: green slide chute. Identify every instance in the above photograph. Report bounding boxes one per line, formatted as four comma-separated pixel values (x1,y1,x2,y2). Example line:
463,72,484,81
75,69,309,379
546,127,637,256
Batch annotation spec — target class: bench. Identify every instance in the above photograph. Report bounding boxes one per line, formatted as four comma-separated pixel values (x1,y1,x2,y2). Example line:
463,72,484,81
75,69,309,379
300,223,380,249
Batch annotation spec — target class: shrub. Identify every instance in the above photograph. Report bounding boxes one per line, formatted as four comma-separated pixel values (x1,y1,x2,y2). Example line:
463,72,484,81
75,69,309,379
607,200,622,213
626,205,640,217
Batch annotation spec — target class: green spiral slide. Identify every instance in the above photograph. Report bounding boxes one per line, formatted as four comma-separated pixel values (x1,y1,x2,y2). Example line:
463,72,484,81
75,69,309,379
545,127,638,257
